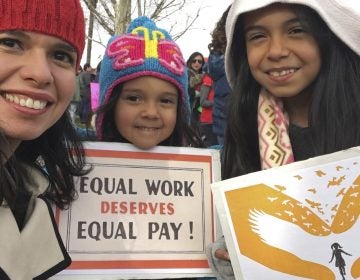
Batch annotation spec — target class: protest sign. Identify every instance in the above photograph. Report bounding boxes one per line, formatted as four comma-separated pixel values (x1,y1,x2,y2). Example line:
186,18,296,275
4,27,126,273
54,142,220,279
212,146,360,280
90,82,99,112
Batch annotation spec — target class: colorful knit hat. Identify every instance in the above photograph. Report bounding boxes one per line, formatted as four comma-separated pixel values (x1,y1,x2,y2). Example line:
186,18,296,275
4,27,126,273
96,16,189,139
0,0,85,68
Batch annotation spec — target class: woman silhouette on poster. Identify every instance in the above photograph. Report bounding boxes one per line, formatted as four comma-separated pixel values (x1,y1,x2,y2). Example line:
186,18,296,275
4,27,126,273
329,242,352,279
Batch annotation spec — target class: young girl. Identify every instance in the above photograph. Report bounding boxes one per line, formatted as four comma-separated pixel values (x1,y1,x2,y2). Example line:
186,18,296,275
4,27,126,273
0,0,87,278
96,16,203,149
207,0,360,279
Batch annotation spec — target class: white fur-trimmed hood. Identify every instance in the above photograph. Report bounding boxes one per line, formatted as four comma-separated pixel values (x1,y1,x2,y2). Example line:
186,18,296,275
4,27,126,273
225,0,360,88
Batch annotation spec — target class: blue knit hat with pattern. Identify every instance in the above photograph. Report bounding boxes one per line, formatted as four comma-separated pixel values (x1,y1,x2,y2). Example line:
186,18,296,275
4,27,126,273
96,16,189,139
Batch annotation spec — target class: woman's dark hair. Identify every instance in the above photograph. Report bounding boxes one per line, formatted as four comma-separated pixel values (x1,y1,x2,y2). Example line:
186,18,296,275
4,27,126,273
186,52,205,72
222,3,360,180
208,5,231,54
0,112,89,209
98,84,204,148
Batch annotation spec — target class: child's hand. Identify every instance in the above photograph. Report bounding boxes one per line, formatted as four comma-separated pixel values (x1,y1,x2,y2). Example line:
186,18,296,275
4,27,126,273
215,248,231,261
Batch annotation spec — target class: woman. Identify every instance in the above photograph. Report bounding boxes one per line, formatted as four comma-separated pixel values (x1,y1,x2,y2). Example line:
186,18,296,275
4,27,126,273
186,52,205,126
0,0,88,278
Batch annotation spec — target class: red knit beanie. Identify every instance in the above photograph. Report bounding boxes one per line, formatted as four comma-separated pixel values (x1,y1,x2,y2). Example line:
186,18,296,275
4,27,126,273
0,0,85,68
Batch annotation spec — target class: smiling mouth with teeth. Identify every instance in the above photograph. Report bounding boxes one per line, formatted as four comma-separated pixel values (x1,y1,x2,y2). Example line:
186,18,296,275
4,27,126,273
3,93,47,110
136,126,159,131
268,68,298,77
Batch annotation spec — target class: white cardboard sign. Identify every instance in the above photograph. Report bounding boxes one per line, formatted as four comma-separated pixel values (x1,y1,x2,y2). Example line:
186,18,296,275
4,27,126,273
212,147,360,280
53,142,221,279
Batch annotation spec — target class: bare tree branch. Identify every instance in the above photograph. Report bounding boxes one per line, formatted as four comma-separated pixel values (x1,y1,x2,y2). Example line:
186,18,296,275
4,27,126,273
136,0,142,17
82,0,202,61
83,0,114,35
150,0,166,19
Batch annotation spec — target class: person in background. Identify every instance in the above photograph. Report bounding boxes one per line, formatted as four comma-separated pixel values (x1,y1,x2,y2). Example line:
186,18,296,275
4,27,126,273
207,0,360,279
89,60,102,134
199,64,218,147
74,62,97,140
207,5,232,146
69,65,82,124
94,60,102,83
186,51,205,127
96,16,204,149
78,62,95,127
0,0,88,278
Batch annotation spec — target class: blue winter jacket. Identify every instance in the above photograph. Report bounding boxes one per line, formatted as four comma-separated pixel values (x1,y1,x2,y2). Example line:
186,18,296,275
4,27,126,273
208,52,231,138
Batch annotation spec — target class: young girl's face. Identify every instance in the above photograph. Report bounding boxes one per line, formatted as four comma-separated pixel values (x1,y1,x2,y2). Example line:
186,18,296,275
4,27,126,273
0,31,77,149
243,4,321,99
114,76,178,150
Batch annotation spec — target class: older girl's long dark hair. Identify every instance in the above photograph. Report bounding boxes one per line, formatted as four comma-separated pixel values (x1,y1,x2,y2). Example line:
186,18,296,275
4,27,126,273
222,4,360,180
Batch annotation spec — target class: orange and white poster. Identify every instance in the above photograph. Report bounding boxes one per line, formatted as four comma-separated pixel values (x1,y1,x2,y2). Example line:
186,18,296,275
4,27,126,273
212,147,360,280
54,142,220,279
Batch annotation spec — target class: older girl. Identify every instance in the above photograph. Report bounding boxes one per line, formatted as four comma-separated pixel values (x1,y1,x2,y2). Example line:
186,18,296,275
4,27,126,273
208,0,360,279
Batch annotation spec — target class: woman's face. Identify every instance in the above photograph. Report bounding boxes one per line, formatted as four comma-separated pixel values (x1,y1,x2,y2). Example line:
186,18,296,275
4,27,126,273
0,31,77,150
114,76,178,150
243,4,321,100
190,55,204,72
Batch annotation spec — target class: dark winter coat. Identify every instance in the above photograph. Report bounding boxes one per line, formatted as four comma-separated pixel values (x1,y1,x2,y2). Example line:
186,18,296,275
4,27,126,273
208,52,231,138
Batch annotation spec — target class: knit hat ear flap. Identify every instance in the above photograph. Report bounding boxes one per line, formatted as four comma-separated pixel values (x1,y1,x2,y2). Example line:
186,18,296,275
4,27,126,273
96,16,189,140
0,0,85,68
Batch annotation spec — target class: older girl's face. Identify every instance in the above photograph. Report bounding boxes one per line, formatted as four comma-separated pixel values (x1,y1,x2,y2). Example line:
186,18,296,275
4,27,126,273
243,4,321,100
0,31,77,150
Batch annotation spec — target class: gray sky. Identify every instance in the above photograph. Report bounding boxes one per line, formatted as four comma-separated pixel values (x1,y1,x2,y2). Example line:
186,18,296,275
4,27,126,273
83,0,232,67
176,0,232,60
